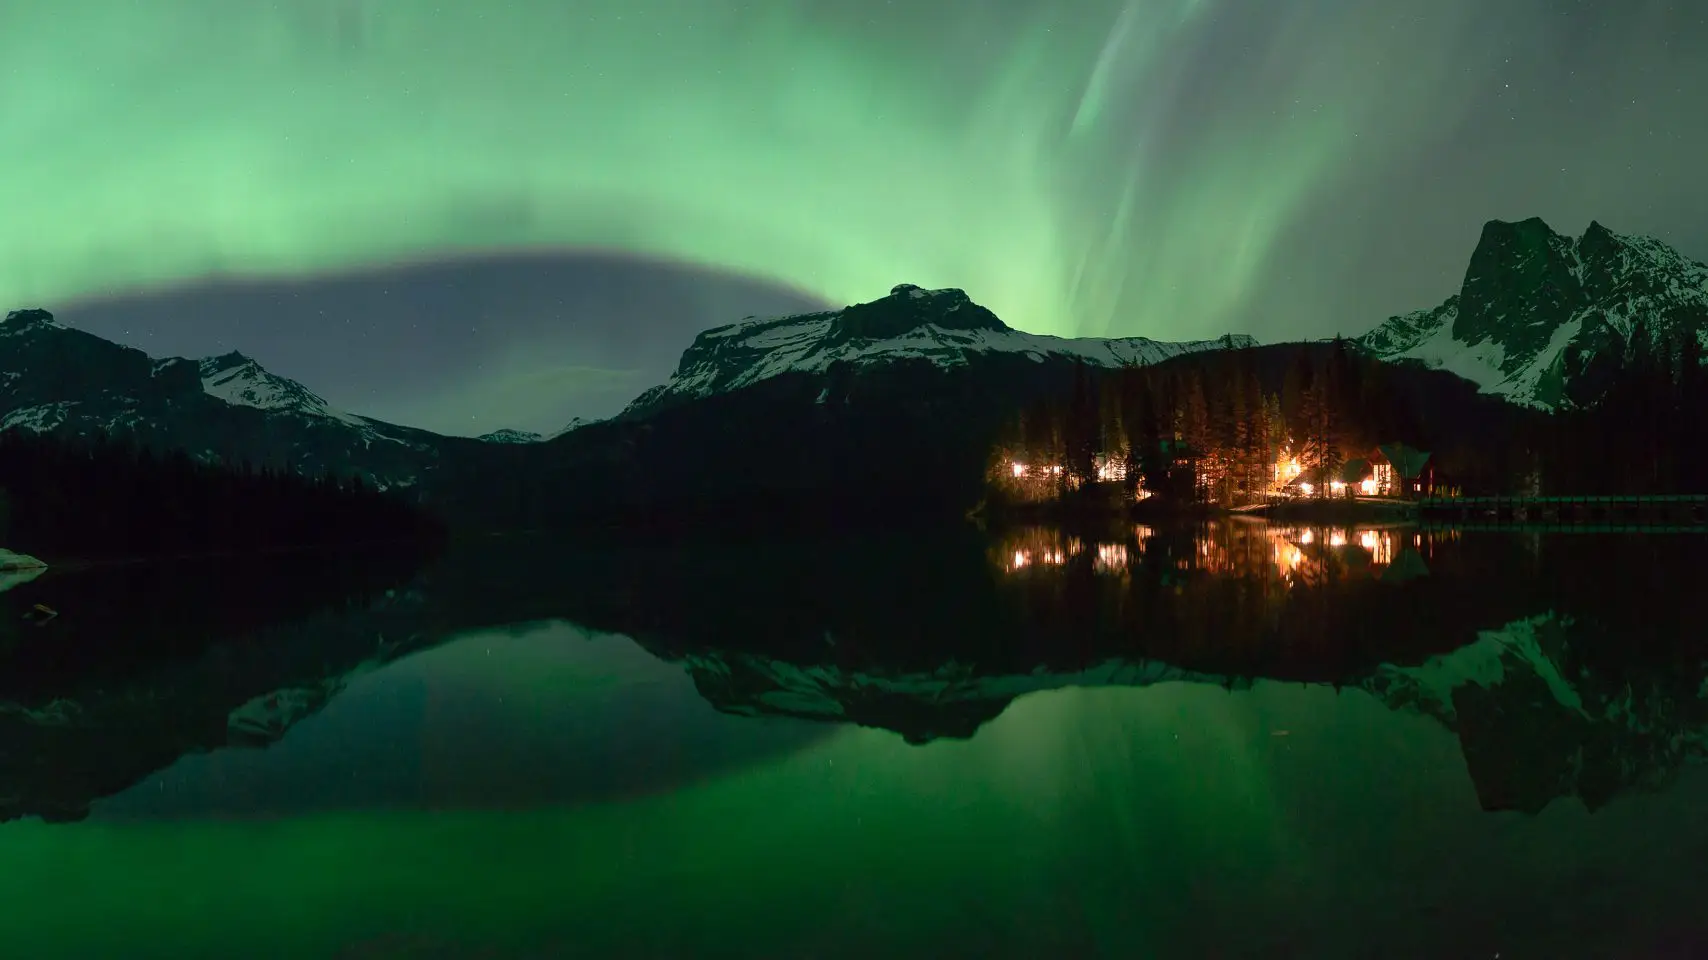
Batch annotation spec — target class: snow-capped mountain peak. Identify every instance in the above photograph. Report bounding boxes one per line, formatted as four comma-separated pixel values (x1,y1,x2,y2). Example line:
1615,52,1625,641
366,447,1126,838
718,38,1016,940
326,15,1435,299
625,283,1256,413
477,428,543,444
479,417,598,443
1,308,65,335
195,351,365,424
0,308,438,489
1361,218,1708,409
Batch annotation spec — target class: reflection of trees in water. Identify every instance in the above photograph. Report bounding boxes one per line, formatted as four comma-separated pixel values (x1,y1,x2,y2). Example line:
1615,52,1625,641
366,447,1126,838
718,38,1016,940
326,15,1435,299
979,522,1512,679
2,527,1699,822
0,545,437,823
592,525,1708,815
993,521,1427,586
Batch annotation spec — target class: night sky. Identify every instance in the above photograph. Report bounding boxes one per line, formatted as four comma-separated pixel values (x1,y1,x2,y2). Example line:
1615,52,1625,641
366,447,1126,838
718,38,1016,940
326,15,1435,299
3,1,1704,435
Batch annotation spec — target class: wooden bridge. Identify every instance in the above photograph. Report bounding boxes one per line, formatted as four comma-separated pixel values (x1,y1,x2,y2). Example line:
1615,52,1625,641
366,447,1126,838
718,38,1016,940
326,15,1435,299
1418,494,1708,529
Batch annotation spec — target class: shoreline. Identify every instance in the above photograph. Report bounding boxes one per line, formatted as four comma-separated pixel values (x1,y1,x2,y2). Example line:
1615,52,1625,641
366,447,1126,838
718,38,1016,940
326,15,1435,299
12,535,446,576
983,495,1422,527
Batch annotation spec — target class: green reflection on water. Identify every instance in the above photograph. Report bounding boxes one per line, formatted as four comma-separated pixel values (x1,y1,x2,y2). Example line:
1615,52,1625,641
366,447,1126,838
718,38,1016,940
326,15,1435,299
4,676,1701,959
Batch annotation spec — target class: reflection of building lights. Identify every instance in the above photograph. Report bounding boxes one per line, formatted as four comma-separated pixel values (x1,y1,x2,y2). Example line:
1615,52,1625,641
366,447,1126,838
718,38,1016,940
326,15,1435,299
1300,529,1314,545
1362,529,1392,565
1360,477,1377,496
1012,550,1028,568
1300,481,1314,495
1095,543,1129,573
1011,462,1027,477
1329,530,1347,548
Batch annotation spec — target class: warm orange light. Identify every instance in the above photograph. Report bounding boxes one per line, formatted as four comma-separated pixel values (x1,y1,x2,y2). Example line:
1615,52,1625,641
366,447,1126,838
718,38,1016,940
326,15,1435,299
1011,462,1027,477
1095,543,1128,573
1299,481,1314,495
1360,477,1377,496
1329,480,1346,494
1329,530,1347,548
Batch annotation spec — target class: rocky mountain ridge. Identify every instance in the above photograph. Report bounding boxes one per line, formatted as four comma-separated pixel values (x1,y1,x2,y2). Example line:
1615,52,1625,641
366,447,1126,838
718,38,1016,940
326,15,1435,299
0,307,467,492
624,284,1255,415
1360,218,1708,408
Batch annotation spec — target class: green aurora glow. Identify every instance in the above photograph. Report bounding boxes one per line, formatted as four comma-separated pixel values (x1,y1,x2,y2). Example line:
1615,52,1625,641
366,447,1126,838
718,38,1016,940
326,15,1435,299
0,0,1517,338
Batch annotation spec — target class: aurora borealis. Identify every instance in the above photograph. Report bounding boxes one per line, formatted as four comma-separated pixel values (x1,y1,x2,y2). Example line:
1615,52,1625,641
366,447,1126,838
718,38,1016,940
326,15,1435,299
4,0,1706,433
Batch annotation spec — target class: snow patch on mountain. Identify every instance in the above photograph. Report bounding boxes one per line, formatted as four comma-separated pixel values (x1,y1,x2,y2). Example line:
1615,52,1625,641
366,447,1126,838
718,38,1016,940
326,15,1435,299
196,352,367,426
0,401,75,432
0,309,66,336
477,428,543,444
547,417,594,439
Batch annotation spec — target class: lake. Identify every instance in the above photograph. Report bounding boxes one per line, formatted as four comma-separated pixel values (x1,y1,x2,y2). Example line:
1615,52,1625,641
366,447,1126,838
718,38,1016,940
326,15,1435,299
1,521,1704,958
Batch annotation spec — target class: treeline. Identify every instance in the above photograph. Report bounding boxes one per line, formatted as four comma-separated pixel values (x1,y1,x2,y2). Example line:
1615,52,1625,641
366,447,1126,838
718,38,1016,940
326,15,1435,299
1538,320,1708,494
990,329,1708,504
989,339,1502,505
0,429,445,561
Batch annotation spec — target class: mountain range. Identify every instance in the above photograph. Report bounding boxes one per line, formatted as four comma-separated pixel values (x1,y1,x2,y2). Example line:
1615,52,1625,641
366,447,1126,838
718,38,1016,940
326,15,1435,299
0,307,462,492
2,217,1704,512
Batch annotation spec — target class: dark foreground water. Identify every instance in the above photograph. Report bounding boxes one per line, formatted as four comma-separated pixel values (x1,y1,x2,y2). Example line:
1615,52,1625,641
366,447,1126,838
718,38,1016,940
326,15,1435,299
2,522,1705,958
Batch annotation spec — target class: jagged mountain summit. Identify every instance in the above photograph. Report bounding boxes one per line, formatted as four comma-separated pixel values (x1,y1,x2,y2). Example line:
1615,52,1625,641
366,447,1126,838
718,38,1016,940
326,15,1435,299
478,418,595,444
0,308,459,491
625,283,1255,415
1360,218,1708,409
478,428,544,444
197,350,366,425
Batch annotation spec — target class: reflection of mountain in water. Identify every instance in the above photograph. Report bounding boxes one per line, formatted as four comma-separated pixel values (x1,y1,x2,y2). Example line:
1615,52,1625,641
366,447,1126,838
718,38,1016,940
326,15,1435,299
0,549,435,822
1,523,1701,820
1373,612,1708,813
563,523,1707,815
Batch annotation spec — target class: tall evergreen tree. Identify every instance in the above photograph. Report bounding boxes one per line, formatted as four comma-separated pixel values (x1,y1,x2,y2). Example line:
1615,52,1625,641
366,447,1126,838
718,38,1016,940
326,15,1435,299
1064,361,1099,485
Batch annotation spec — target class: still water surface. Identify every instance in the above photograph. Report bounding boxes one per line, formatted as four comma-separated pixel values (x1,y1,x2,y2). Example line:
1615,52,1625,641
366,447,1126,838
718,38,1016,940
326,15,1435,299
1,522,1704,958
